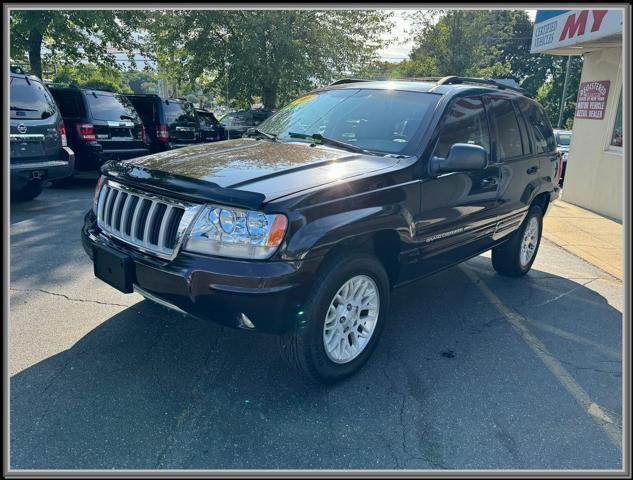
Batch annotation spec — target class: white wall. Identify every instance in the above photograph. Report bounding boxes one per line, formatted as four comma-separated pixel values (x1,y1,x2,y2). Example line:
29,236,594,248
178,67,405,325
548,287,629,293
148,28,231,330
562,46,623,221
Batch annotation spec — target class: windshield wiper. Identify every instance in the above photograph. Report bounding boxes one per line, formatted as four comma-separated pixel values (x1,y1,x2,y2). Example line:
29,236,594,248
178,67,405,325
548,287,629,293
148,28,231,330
288,132,372,155
10,106,38,112
247,128,278,142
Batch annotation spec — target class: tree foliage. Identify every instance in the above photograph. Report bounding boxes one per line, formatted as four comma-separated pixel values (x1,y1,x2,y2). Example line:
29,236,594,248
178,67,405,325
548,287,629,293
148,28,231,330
52,64,133,93
147,10,393,110
366,9,582,128
10,10,149,78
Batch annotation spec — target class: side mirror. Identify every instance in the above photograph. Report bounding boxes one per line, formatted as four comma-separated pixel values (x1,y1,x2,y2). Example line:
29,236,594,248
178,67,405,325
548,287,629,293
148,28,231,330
430,143,488,175
245,127,256,136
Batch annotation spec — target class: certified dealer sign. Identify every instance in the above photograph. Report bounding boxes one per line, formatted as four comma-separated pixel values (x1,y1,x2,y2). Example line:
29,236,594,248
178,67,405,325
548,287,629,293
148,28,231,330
531,9,622,53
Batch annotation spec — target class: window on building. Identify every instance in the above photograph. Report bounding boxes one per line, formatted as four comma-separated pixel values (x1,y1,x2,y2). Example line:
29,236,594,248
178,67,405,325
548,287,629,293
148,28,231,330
610,92,622,148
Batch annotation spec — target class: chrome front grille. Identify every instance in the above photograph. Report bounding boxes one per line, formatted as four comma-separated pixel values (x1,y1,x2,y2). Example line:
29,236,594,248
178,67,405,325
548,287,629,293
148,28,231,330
96,180,201,259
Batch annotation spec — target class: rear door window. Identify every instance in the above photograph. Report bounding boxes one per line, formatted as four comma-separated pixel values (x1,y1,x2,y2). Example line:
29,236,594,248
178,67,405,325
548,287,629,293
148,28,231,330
485,97,524,161
517,99,556,154
85,93,140,122
10,77,57,120
433,96,490,159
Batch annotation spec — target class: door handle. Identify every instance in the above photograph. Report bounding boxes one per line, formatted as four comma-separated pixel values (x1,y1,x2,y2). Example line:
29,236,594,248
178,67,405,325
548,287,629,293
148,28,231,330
526,166,539,175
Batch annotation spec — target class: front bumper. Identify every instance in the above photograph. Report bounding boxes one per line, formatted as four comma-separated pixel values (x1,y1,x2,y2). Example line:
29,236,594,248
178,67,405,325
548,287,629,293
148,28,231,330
10,147,75,188
81,210,323,334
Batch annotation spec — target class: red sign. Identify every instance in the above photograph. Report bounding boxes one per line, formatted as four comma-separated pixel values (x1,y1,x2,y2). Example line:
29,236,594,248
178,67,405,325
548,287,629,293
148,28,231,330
575,80,610,120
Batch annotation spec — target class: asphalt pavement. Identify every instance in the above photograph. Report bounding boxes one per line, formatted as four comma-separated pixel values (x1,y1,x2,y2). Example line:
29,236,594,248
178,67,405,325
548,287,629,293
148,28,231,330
9,178,624,470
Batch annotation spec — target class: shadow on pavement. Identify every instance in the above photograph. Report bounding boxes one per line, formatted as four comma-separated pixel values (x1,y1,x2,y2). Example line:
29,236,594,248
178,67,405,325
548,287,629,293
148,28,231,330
10,259,622,469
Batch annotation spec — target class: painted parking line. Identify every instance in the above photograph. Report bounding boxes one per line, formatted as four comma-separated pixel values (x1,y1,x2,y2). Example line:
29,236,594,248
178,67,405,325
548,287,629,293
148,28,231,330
460,265,622,450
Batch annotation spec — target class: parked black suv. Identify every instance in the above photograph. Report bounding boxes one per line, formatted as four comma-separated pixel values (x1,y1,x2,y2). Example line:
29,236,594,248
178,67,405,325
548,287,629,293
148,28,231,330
10,67,74,200
125,95,200,153
219,109,273,139
196,109,223,142
82,77,561,383
47,86,149,175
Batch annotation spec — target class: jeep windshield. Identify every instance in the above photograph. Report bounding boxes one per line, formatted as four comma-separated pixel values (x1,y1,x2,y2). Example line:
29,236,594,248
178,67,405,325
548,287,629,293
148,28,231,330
10,77,57,120
257,88,439,155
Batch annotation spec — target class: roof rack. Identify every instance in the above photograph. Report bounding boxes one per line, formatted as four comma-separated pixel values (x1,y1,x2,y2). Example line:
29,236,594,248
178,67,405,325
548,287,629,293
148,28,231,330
408,76,444,82
435,76,529,96
330,78,371,86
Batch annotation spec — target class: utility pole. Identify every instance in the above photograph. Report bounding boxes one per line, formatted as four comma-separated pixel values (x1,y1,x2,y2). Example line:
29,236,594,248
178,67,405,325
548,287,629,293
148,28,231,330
557,56,572,129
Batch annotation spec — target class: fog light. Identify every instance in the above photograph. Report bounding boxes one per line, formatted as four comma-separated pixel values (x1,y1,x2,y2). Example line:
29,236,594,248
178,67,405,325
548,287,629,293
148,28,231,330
238,313,255,329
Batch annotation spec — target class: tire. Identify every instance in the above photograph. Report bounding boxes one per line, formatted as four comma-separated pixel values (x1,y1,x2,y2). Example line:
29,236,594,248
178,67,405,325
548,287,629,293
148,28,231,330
50,174,75,188
279,251,390,384
11,181,43,202
492,205,543,277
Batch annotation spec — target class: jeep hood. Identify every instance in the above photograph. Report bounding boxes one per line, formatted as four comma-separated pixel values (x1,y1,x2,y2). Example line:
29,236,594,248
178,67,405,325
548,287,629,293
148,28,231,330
103,138,402,209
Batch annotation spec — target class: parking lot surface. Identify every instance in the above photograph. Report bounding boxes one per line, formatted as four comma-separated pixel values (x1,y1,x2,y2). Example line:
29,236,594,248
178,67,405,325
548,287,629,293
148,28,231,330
9,179,623,470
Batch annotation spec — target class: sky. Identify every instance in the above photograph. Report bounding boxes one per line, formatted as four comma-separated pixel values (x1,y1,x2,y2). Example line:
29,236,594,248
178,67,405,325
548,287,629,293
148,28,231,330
378,9,537,63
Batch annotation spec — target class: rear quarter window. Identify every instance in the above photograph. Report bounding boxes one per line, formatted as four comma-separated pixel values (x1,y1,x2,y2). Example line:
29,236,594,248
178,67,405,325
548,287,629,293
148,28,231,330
10,77,57,120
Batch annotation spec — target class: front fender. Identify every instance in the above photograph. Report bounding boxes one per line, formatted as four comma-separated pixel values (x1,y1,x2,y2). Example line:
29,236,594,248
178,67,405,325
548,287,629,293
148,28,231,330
281,203,416,261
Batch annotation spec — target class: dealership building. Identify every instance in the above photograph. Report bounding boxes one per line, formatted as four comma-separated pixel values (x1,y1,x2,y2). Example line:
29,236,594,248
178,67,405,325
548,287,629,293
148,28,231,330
531,9,623,220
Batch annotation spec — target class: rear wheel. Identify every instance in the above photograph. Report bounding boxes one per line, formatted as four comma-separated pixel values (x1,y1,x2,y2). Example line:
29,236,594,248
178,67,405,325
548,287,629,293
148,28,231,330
279,252,390,383
492,205,543,277
12,181,43,202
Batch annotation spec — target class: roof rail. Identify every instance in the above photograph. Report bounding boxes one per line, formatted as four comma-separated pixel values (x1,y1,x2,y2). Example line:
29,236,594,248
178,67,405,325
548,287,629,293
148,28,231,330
408,76,444,82
436,76,529,96
330,78,370,86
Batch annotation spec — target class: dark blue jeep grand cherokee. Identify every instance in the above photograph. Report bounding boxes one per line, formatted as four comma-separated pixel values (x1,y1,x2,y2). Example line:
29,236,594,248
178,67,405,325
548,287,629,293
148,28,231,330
82,77,561,383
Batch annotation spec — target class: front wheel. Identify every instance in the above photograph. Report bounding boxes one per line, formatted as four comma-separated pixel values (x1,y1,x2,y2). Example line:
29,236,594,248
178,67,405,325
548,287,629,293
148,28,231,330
279,252,390,383
492,205,543,277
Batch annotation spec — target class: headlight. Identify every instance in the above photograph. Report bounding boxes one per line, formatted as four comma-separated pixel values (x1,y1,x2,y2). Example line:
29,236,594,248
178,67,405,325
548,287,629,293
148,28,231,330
184,205,288,259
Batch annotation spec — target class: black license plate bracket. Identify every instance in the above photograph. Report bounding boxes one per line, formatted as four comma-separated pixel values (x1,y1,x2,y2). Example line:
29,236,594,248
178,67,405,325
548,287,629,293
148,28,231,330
93,244,135,293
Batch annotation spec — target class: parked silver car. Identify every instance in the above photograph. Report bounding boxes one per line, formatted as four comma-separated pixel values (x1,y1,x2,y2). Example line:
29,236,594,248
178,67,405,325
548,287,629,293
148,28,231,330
553,129,571,186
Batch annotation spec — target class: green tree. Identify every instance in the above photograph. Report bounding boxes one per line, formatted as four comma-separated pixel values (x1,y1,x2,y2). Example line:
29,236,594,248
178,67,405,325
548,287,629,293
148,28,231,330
124,69,159,94
535,55,583,129
10,10,149,78
147,10,392,110
398,9,581,127
52,64,133,93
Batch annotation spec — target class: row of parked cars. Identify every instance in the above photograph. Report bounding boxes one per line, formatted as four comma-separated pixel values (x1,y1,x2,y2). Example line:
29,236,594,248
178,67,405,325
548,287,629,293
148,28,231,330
9,66,273,200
